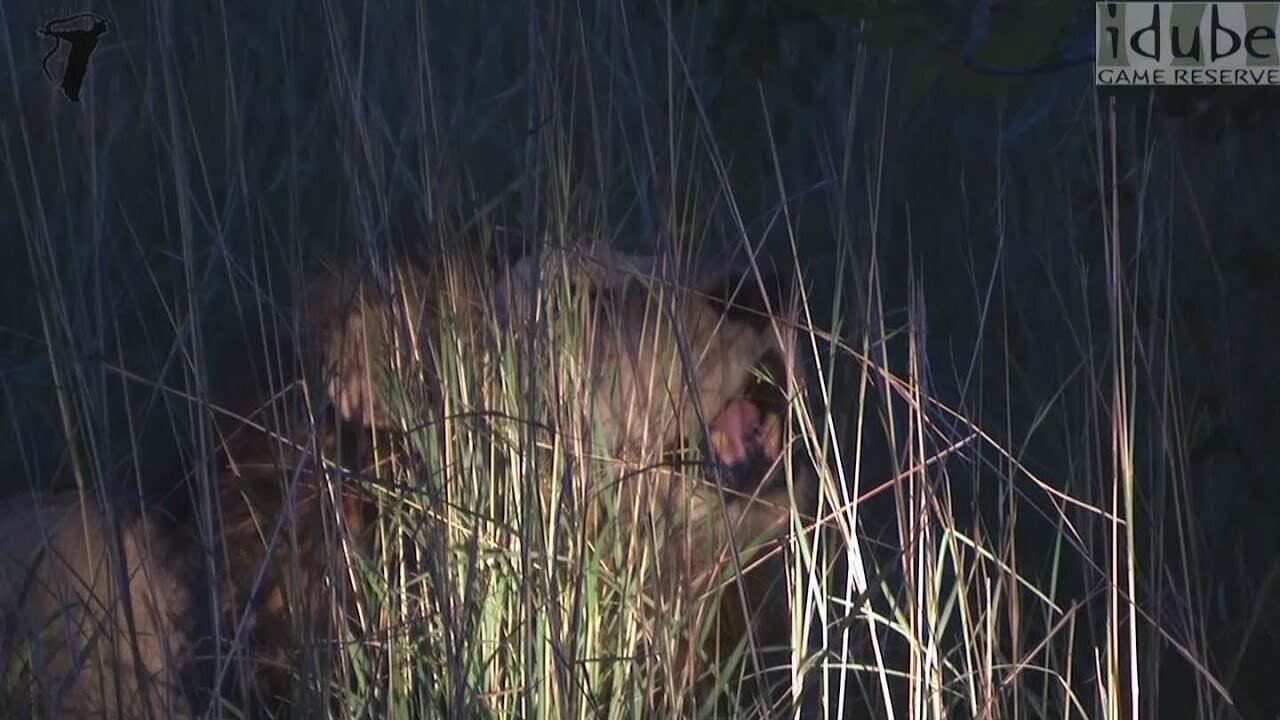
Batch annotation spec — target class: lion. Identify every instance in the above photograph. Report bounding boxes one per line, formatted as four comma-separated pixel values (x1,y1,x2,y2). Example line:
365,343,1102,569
0,244,814,718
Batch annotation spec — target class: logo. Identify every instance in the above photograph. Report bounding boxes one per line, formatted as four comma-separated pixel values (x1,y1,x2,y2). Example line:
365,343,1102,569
1096,2,1280,85
39,13,109,102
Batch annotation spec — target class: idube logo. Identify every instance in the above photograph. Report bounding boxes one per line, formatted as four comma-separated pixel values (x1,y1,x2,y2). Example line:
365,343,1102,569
1096,2,1280,85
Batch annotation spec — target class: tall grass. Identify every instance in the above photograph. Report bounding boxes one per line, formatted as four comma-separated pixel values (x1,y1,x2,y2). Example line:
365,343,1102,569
0,0,1240,718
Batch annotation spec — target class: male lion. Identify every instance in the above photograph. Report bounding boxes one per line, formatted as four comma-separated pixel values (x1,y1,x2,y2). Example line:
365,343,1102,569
0,244,814,718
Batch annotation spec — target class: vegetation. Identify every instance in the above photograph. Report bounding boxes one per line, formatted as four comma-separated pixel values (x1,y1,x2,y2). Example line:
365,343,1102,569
2,0,1274,717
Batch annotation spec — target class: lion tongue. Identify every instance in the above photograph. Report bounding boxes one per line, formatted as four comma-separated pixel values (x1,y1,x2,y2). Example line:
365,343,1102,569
706,397,782,491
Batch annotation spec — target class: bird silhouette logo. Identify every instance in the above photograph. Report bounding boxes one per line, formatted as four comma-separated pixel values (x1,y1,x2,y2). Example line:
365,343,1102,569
39,13,110,102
